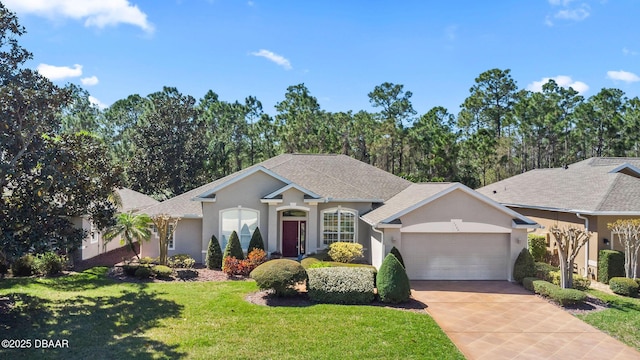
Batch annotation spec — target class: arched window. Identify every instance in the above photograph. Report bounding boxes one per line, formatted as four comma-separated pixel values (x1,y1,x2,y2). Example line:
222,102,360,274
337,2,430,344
220,208,259,250
321,207,357,245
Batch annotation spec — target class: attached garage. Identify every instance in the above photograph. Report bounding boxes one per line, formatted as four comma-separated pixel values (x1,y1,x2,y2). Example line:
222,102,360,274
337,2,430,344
402,233,510,280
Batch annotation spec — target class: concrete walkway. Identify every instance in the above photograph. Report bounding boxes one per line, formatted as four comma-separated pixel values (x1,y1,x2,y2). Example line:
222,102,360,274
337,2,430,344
411,281,640,360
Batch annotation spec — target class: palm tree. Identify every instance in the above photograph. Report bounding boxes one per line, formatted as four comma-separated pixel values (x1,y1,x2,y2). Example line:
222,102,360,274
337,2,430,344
103,212,153,260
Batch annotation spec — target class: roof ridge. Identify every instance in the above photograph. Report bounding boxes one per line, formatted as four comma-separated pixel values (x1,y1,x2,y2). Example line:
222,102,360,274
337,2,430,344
292,159,382,199
594,172,630,211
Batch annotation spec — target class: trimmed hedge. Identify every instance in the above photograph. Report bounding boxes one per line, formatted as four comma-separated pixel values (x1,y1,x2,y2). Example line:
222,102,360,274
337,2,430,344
307,267,376,304
533,279,558,297
535,262,559,281
522,277,539,292
609,277,639,297
247,227,265,254
530,279,586,305
123,264,139,276
513,248,536,283
11,254,35,277
598,250,625,284
390,246,405,268
376,253,411,303
176,269,199,280
528,234,548,262
224,231,244,260
206,234,223,270
250,259,308,297
300,257,321,268
135,266,153,279
153,265,173,278
549,271,591,291
328,242,364,263
168,254,195,268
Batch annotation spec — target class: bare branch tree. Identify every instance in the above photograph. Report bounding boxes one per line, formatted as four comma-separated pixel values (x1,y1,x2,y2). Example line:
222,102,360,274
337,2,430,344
607,219,640,279
151,214,181,265
549,225,591,289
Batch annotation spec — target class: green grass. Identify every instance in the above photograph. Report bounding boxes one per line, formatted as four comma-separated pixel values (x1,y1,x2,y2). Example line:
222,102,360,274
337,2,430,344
578,289,640,350
0,267,463,359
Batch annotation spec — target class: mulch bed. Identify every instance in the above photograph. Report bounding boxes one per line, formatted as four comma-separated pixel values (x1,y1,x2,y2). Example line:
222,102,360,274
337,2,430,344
561,294,610,315
106,264,251,283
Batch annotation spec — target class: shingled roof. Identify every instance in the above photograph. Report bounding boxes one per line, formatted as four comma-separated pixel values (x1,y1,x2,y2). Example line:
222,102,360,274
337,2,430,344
143,154,412,217
115,187,159,213
477,157,640,214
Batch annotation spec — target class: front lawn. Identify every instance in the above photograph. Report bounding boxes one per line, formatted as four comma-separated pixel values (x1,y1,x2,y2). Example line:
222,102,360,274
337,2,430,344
578,289,640,350
0,268,463,359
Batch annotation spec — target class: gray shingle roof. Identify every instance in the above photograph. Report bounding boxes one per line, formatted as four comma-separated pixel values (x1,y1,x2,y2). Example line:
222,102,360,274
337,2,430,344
477,157,640,214
116,187,159,213
142,154,412,217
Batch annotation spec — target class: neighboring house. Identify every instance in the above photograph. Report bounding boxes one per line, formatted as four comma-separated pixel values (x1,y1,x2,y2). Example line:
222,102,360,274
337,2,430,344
72,187,159,261
477,157,640,280
141,154,537,281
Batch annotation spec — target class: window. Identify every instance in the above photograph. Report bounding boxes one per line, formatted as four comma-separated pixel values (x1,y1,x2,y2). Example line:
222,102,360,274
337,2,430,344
322,207,357,245
90,223,99,244
220,208,259,250
168,224,175,250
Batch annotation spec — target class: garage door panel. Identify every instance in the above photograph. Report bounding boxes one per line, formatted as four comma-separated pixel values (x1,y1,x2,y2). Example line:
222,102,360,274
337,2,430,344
403,233,509,280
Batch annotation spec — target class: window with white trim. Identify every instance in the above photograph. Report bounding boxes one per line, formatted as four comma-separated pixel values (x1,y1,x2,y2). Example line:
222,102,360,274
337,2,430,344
220,208,259,250
90,223,99,244
322,207,357,245
168,224,175,250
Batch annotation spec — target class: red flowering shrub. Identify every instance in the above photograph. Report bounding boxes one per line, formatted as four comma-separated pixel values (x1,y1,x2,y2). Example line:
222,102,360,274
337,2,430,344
223,249,267,276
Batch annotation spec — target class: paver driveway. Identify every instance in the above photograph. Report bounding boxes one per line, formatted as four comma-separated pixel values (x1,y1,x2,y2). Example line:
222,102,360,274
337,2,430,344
411,281,640,360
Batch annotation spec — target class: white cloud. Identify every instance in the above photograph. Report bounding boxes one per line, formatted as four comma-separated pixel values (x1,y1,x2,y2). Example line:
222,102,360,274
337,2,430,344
546,1,590,26
527,75,589,94
623,47,638,56
3,0,154,33
548,0,576,6
250,49,292,70
89,96,108,109
607,70,640,83
81,75,99,86
37,63,83,81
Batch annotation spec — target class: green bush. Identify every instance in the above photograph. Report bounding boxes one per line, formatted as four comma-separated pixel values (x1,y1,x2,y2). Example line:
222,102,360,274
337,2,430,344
532,280,559,297
598,250,625,284
522,277,539,292
534,262,559,281
11,254,35,277
549,288,587,306
548,271,591,290
307,267,376,304
176,269,199,280
0,262,7,276
34,252,65,276
300,257,321,268
609,277,639,297
513,248,536,283
134,266,152,279
390,246,405,268
206,234,223,270
139,256,158,265
122,264,139,276
250,259,308,297
168,254,195,268
328,242,363,263
223,231,244,261
376,253,411,303
153,265,173,278
308,262,332,269
528,234,548,262
247,227,265,254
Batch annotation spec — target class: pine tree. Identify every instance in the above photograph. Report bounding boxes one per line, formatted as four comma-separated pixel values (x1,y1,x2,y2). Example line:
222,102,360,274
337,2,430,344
376,253,411,303
247,227,265,254
206,234,223,269
223,231,244,260
390,246,405,268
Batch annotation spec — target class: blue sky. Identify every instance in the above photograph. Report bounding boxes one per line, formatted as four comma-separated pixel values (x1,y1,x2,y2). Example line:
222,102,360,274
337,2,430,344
5,0,640,117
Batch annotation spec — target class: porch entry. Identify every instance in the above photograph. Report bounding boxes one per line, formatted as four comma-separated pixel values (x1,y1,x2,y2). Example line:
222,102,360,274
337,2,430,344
282,220,306,257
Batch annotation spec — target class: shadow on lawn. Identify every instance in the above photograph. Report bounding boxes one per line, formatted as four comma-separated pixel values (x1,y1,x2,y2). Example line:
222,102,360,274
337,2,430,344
1,288,185,359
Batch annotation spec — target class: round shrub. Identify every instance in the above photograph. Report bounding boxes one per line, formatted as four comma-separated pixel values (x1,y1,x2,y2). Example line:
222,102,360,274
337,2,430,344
376,253,411,303
550,288,587,306
532,280,559,297
535,262,558,282
139,256,158,265
513,248,535,283
176,269,199,280
390,246,405,268
250,259,307,297
34,252,65,276
247,227,265,254
328,242,363,263
223,231,244,261
300,257,321,269
168,254,195,268
123,264,140,276
522,277,539,292
153,265,173,279
527,234,547,262
609,277,639,297
11,254,35,277
135,266,152,279
206,234,223,270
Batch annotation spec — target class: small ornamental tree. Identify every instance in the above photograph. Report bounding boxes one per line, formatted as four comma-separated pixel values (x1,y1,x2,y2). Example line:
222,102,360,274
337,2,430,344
223,231,244,260
206,234,223,270
549,225,591,289
390,246,405,268
607,219,640,279
513,248,535,283
247,227,265,254
376,253,411,303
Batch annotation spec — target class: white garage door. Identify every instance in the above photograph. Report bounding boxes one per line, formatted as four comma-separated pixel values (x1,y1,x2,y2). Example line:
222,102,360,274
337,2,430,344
402,233,509,280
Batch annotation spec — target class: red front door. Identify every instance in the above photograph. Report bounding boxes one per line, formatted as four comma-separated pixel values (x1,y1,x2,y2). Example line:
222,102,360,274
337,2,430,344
282,221,305,257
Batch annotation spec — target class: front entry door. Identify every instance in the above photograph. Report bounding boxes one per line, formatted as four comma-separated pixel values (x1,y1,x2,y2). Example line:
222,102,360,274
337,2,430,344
282,220,306,257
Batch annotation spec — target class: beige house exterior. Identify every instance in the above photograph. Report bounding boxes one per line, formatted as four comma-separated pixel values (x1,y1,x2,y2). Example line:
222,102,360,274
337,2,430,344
478,157,640,279
141,154,538,280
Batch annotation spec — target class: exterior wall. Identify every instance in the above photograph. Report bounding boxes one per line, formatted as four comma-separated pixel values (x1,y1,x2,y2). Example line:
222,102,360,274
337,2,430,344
201,171,287,259
512,208,597,278
141,218,203,262
369,226,384,268
597,215,640,276
316,202,373,251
